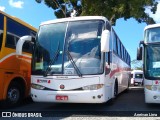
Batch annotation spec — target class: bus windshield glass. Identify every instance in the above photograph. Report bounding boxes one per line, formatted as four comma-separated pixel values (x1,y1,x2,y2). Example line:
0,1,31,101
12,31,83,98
145,27,160,43
32,20,104,76
144,45,160,79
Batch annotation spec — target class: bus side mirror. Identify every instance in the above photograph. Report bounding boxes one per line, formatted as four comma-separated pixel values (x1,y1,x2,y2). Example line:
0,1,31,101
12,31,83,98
137,47,142,60
101,30,110,52
137,40,144,60
16,36,32,55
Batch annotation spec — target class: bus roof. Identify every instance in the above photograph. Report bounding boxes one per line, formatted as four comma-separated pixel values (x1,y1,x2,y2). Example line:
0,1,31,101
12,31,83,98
40,16,110,26
0,10,37,31
144,23,160,31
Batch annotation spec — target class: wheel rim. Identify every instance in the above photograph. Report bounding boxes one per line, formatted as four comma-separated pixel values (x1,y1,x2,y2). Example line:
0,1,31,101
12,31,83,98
7,88,20,103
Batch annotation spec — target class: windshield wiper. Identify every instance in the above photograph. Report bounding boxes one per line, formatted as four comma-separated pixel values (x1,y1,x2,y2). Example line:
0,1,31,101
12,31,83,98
43,41,60,77
66,50,82,77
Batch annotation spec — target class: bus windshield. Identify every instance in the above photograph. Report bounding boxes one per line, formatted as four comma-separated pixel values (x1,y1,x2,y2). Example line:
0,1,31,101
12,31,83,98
144,45,160,79
145,27,160,43
32,20,104,76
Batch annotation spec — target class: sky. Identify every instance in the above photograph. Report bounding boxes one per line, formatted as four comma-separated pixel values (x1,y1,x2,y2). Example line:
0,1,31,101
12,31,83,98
0,0,160,64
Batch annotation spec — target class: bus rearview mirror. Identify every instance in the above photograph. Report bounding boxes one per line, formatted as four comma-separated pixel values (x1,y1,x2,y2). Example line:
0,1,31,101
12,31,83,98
137,40,144,60
16,36,32,55
137,47,142,60
101,30,110,52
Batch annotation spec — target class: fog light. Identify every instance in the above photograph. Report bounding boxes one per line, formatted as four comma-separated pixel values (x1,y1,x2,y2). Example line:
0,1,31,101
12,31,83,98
153,96,157,99
98,95,101,99
152,86,158,91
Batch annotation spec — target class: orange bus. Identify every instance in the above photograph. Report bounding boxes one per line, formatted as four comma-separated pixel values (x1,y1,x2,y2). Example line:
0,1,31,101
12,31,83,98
0,11,36,107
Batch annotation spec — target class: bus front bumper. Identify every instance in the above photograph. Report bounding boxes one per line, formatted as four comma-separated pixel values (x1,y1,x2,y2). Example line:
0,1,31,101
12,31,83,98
145,88,160,103
31,88,107,103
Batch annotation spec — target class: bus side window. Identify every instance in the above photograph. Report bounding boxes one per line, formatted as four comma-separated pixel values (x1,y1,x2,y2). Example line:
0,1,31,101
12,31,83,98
106,52,109,63
0,13,3,51
23,42,33,53
106,51,112,65
0,33,3,51
117,38,121,58
113,32,118,54
5,33,17,48
6,17,33,53
121,44,124,60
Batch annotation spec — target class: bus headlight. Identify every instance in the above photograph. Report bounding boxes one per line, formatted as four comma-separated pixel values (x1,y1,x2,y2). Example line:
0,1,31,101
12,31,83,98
82,84,104,90
145,85,152,90
145,85,158,91
31,83,45,90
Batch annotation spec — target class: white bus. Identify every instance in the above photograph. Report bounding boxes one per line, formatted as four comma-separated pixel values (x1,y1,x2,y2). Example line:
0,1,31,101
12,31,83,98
137,23,160,103
16,16,131,103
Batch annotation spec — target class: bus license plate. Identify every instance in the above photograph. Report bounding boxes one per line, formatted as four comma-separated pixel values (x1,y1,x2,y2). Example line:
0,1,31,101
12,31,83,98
56,95,68,101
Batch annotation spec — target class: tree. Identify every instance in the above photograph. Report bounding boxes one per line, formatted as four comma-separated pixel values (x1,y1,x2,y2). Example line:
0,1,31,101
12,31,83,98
131,59,143,70
82,0,158,25
35,0,158,25
35,0,82,18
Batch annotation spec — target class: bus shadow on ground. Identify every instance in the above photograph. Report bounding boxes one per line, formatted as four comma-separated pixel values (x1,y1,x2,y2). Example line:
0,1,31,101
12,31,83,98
0,97,33,110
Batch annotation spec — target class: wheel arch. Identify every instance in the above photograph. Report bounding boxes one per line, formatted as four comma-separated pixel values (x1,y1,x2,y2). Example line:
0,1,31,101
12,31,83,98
3,76,27,100
112,78,118,98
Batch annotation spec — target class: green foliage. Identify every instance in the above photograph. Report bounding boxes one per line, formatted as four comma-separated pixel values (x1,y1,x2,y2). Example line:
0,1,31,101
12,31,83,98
81,0,158,25
35,0,82,18
131,59,143,70
35,0,158,25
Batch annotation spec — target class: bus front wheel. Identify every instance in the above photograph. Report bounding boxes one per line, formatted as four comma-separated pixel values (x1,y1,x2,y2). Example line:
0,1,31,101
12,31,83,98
4,81,23,107
107,80,118,105
113,80,118,98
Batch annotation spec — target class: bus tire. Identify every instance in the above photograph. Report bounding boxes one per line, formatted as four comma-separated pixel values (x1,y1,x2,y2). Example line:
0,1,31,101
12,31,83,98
126,79,130,92
107,80,118,105
133,82,136,86
113,80,118,98
3,81,23,108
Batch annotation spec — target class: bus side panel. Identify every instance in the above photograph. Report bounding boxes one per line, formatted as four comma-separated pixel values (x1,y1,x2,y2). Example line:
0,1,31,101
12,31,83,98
18,54,31,97
0,70,4,100
110,27,131,95
0,49,31,99
1,14,33,98
111,53,130,94
0,13,5,100
0,51,20,99
0,12,35,104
